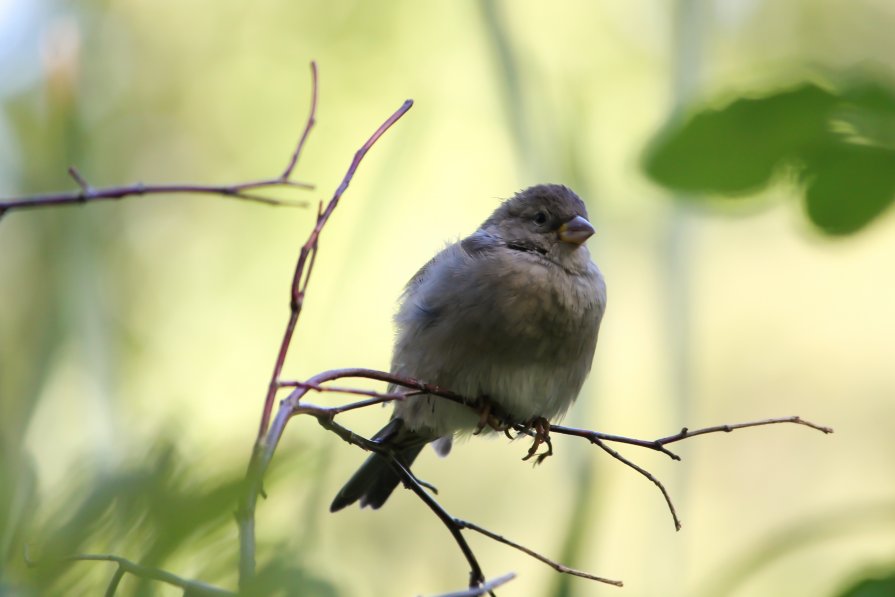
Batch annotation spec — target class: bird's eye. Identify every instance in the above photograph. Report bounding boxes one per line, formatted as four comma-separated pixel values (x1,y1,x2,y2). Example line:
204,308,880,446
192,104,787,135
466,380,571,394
533,211,548,225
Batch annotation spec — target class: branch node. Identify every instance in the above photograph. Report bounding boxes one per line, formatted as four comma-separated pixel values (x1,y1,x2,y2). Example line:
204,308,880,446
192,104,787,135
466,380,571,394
67,166,91,193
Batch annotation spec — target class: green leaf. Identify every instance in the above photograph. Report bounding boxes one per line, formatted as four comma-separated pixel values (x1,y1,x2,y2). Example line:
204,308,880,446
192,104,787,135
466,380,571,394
841,77,895,116
837,78,895,151
642,74,895,235
835,571,895,597
644,83,838,194
802,142,895,235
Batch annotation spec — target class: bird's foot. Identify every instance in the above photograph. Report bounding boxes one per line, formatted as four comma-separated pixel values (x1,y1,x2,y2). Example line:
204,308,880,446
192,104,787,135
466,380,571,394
473,398,511,435
521,417,553,465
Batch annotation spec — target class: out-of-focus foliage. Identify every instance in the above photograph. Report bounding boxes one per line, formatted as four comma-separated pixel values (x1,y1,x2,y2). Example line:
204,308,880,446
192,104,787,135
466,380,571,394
643,73,895,235
835,571,895,597
1,441,334,596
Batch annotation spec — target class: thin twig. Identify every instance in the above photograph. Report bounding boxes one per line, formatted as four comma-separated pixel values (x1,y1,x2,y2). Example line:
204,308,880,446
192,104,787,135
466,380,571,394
654,416,834,444
299,394,407,415
284,407,487,587
387,455,487,588
278,379,410,407
302,367,473,410
0,180,311,214
67,166,91,192
242,362,833,588
589,436,682,531
459,521,623,586
427,573,517,597
268,369,833,537
255,62,323,442
255,99,413,440
280,62,319,179
31,553,234,596
270,396,621,590
0,66,324,220
554,416,832,531
239,96,413,591
549,424,681,460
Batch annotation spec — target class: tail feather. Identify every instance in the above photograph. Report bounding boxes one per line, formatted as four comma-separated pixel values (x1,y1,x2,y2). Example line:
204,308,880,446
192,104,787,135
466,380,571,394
330,418,430,512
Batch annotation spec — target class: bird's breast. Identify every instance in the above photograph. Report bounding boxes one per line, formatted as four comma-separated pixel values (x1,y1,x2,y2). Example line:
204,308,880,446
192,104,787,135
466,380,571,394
391,243,605,433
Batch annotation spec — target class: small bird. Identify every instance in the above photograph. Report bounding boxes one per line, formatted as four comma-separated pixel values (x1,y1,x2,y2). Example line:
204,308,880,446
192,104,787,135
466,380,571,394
330,184,606,511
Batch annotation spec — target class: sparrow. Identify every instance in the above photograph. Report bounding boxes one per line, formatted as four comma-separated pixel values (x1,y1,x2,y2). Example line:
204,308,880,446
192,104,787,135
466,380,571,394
330,184,606,511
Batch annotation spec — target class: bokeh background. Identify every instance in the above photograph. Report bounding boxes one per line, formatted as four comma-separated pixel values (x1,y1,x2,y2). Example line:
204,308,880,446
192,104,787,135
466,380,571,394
2,1,895,596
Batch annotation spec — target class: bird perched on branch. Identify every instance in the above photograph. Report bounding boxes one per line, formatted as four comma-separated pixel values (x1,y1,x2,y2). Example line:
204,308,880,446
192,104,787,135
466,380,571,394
330,184,606,511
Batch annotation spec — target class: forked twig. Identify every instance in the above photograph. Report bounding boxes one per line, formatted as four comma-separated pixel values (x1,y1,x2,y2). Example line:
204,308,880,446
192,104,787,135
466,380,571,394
588,435,683,531
458,521,623,586
552,416,832,531
0,65,323,220
25,551,233,597
238,89,413,590
254,100,413,440
281,372,830,567
259,365,834,544
305,406,621,590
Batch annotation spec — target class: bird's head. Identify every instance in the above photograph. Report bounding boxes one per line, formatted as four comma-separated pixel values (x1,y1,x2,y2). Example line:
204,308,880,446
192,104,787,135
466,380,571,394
482,184,595,270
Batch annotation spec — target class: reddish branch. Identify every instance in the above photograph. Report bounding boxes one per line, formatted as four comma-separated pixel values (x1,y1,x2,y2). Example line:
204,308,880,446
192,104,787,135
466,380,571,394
255,59,319,442
254,96,413,441
238,87,413,590
255,366,831,583
282,396,623,588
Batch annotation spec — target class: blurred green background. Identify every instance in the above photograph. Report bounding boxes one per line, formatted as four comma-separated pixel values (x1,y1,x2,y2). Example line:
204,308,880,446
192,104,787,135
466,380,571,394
2,0,895,596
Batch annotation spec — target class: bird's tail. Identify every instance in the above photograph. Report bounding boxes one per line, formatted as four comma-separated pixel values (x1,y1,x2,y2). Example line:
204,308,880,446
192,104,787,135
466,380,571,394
330,418,430,512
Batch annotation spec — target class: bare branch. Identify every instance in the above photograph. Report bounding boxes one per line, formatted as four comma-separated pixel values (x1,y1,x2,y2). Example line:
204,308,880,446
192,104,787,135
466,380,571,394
459,521,623,586
0,180,311,214
588,436,682,531
264,369,833,538
427,573,516,597
280,61,319,179
254,100,413,440
551,416,832,531
388,459,487,588
549,424,681,460
30,553,233,596
277,379,410,408
654,416,834,444
0,66,324,220
239,94,413,591
255,391,622,590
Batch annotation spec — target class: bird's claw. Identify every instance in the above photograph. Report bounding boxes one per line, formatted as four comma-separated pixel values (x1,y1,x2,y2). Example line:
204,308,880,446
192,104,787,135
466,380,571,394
521,417,553,465
473,401,492,435
473,399,512,435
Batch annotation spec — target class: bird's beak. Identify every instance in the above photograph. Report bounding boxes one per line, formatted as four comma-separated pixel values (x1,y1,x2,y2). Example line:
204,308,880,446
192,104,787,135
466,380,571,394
558,215,595,246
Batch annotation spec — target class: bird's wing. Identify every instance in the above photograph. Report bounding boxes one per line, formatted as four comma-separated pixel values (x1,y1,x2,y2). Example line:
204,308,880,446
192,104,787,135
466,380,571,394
401,230,500,295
